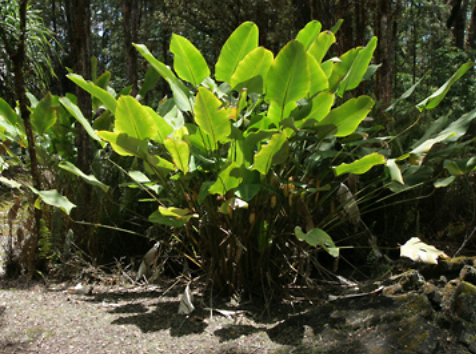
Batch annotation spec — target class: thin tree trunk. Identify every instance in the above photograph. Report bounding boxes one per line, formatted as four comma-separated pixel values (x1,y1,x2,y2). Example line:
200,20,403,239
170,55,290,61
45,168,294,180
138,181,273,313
14,0,42,275
447,0,468,50
123,0,139,96
466,2,476,50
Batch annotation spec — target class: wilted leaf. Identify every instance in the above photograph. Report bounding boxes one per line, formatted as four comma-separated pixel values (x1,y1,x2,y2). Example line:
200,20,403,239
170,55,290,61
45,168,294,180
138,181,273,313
400,237,449,264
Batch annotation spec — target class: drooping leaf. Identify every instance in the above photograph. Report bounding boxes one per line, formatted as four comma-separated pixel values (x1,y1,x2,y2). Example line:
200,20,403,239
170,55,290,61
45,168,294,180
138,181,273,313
327,48,359,93
252,133,288,175
296,20,322,50
308,30,336,63
97,131,148,157
230,47,274,93
266,40,310,121
31,93,56,135
444,157,476,176
337,37,378,96
164,138,190,174
386,159,404,184
295,226,339,257
59,161,109,192
149,206,198,227
28,186,76,215
334,152,386,176
215,22,259,83
400,237,449,264
317,96,374,137
194,87,231,149
59,97,103,145
115,96,157,140
67,74,117,113
218,197,248,215
299,92,335,128
170,33,210,87
134,43,193,112
416,61,472,111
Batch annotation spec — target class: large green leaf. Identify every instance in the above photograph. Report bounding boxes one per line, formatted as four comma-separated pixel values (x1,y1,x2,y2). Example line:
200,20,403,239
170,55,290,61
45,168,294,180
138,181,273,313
146,106,173,144
164,138,190,174
194,87,231,150
31,93,56,135
327,48,359,92
299,92,335,128
416,61,472,111
170,34,210,87
134,43,193,112
295,226,339,257
307,53,329,97
266,40,310,122
317,96,374,137
386,159,404,184
334,153,386,176
308,30,336,63
0,98,18,125
97,131,148,157
59,161,109,192
438,106,476,142
67,74,117,113
252,133,288,175
208,162,242,196
444,157,476,176
215,22,259,83
59,97,103,145
230,47,274,93
337,37,377,96
28,186,76,215
296,20,322,50
115,96,157,140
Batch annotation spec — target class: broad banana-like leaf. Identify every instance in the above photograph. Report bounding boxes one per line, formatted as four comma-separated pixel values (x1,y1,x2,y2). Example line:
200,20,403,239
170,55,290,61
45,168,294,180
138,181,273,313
31,93,56,135
0,98,18,125
145,106,173,144
194,87,231,150
317,96,374,137
164,138,190,174
215,22,259,83
308,30,336,63
296,20,322,50
208,162,242,195
299,92,335,128
327,48,359,93
115,96,157,140
295,226,339,257
438,107,476,142
400,237,449,264
266,40,310,122
97,131,148,157
170,34,210,87
59,97,103,145
410,133,455,161
230,47,273,93
218,197,248,214
28,186,76,215
417,61,472,111
67,74,117,113
385,71,429,112
26,92,39,108
252,133,288,175
334,152,386,176
134,43,193,112
59,161,109,192
307,53,329,96
337,37,377,96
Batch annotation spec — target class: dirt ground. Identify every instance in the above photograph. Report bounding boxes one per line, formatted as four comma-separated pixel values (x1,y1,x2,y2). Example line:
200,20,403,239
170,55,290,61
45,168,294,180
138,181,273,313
0,279,314,354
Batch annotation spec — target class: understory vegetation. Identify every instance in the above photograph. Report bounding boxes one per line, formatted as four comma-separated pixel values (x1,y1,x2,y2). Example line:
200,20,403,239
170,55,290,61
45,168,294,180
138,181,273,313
1,0,476,300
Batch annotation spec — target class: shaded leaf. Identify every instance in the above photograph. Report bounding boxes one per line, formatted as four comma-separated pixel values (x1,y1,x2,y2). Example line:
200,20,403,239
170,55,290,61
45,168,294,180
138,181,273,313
59,161,109,192
295,226,339,257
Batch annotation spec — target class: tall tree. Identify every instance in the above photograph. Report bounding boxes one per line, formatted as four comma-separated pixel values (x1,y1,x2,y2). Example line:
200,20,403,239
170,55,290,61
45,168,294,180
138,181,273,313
447,0,469,49
122,0,140,95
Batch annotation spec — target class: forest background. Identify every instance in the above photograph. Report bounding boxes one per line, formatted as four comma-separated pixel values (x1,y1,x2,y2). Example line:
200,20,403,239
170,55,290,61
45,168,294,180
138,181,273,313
0,0,476,298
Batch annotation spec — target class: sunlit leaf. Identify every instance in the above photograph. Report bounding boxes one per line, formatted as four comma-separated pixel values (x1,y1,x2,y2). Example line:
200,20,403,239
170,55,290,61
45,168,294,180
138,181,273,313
28,186,76,215
59,161,109,192
308,31,336,63
296,20,322,50
164,138,190,174
67,73,117,112
400,237,449,264
230,47,273,93
170,34,210,87
31,93,56,135
334,153,386,176
252,133,288,175
215,22,259,83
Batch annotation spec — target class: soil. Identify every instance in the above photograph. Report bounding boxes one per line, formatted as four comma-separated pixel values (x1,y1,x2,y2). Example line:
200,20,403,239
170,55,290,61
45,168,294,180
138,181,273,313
1,265,476,354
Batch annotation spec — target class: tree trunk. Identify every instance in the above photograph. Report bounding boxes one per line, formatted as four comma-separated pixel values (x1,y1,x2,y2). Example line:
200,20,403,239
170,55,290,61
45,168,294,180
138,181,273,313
447,0,468,50
14,0,43,275
466,2,476,50
123,0,140,96
374,0,399,110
